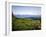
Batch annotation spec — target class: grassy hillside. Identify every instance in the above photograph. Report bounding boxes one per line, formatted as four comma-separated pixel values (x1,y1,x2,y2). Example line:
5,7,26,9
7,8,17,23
12,14,41,31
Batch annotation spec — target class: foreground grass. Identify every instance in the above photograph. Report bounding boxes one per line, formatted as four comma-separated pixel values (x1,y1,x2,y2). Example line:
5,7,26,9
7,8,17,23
12,18,41,31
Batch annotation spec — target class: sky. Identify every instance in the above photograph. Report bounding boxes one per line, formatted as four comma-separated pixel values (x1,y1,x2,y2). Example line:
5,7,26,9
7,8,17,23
12,6,41,16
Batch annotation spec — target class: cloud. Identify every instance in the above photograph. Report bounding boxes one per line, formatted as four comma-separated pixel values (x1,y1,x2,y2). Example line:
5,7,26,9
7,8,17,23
12,6,41,15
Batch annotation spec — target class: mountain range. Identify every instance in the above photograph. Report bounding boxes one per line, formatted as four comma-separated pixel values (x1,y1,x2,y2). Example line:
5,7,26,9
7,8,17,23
15,15,41,18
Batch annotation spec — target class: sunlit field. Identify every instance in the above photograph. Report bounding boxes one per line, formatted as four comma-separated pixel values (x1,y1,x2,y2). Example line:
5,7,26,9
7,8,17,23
12,14,41,31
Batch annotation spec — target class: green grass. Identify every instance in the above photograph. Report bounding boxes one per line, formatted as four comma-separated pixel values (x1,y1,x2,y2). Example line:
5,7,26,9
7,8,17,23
12,14,41,31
